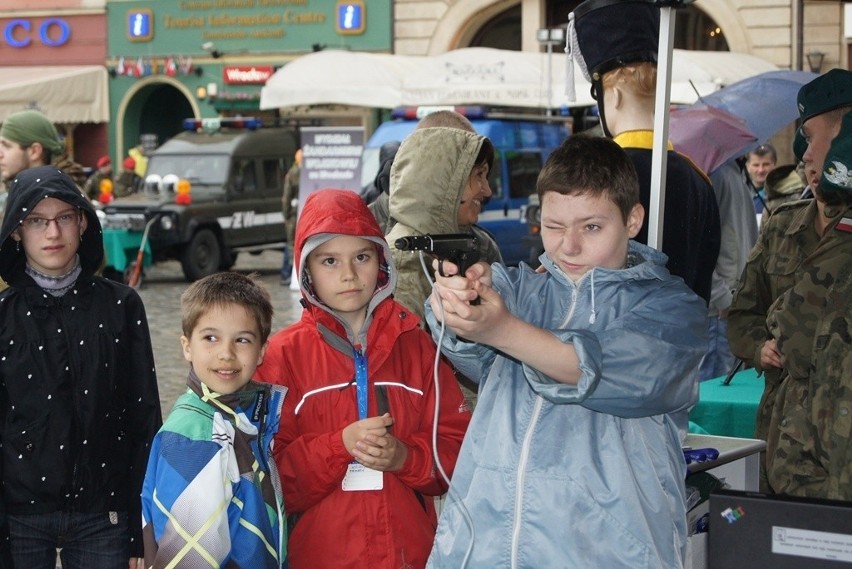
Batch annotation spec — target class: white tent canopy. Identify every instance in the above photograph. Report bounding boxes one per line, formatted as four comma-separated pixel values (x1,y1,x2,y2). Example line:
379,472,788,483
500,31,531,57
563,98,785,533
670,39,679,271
0,66,110,124
261,47,778,110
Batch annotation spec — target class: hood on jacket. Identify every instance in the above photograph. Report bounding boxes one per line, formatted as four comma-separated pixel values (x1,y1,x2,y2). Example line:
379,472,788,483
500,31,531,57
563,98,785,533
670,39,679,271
0,166,103,284
765,163,805,199
295,188,397,322
388,127,488,235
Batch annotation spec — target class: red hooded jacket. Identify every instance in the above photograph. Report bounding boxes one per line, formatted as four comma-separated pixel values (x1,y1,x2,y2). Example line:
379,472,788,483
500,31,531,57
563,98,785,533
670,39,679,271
255,189,471,569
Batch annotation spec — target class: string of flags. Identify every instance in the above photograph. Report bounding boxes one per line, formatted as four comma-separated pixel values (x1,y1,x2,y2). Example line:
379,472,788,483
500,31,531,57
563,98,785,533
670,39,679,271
114,56,198,78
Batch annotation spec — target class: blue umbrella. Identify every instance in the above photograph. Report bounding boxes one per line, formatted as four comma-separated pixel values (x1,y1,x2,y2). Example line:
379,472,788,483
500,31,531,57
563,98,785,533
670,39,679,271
699,70,818,143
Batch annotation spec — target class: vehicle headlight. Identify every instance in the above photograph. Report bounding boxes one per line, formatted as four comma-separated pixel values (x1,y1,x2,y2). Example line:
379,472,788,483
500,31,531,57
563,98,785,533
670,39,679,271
525,204,541,226
159,215,175,231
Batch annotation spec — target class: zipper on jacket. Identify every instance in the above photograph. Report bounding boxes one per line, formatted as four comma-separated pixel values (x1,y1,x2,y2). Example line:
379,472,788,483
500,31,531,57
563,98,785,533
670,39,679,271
258,393,286,564
510,395,544,568
558,281,579,329
55,295,82,511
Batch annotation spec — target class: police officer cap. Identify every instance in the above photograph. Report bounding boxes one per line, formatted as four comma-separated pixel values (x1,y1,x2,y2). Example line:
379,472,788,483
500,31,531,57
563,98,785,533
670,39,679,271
797,68,852,124
819,110,852,195
569,0,659,82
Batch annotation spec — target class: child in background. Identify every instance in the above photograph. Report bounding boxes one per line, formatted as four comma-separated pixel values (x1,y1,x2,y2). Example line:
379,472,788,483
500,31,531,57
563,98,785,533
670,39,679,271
254,188,471,569
141,272,286,568
0,166,161,568
426,136,707,568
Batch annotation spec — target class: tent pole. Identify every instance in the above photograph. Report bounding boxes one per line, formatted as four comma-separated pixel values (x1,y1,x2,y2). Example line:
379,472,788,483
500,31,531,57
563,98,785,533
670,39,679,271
648,6,676,251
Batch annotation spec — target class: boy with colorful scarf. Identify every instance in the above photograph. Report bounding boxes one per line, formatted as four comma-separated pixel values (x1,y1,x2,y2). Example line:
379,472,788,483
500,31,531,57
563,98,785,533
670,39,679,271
141,272,287,568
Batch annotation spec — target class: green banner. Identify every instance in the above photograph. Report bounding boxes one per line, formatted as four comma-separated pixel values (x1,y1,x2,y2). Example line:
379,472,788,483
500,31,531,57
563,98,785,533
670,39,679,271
107,0,391,56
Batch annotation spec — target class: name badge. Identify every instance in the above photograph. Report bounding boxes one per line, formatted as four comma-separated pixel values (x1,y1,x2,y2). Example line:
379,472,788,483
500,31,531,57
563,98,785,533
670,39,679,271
342,462,383,491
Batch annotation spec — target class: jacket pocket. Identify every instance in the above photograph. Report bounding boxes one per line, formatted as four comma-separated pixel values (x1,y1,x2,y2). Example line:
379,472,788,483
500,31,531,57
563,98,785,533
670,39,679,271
764,250,800,292
4,413,57,500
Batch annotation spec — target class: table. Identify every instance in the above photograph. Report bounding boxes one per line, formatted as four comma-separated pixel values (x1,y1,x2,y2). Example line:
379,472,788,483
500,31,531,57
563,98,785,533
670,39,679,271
689,369,764,438
684,433,767,569
685,433,765,492
103,228,152,272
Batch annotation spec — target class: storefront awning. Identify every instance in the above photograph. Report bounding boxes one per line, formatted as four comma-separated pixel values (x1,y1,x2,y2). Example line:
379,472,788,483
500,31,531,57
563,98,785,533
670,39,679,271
0,66,109,124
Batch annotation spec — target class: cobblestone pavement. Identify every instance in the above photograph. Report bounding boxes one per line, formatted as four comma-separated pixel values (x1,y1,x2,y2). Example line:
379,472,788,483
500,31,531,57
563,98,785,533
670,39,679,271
136,250,302,416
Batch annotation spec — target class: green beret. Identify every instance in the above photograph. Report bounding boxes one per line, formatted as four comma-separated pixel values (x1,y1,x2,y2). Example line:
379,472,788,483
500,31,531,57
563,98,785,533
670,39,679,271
797,68,852,124
819,111,852,194
0,110,65,156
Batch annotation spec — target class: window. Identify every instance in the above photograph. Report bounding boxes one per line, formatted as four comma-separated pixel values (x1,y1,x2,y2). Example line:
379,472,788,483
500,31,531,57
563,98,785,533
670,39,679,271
263,158,284,193
233,159,257,193
506,151,542,199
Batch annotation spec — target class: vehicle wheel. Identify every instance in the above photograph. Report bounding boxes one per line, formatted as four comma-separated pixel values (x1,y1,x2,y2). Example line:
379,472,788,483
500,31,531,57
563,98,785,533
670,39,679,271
219,249,238,270
180,229,221,281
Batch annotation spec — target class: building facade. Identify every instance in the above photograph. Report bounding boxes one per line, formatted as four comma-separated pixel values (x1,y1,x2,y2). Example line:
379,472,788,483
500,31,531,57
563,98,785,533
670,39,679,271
0,2,109,170
105,0,392,161
393,0,845,74
1,1,844,166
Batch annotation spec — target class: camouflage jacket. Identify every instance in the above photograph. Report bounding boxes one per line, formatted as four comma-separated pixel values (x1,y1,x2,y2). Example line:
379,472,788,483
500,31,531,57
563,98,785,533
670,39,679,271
52,155,87,189
763,203,852,500
727,199,823,442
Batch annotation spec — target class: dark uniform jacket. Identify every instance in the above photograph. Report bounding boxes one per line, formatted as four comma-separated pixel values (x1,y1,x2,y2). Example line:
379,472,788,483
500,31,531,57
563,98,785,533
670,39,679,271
0,167,162,558
616,131,721,303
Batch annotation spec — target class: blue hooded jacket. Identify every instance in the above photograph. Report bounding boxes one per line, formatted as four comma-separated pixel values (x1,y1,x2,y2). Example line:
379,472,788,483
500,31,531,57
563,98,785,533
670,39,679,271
425,241,706,569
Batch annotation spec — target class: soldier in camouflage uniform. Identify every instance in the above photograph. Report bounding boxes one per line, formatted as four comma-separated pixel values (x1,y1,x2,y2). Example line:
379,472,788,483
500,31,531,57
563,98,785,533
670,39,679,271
728,69,852,493
280,148,301,285
762,112,852,500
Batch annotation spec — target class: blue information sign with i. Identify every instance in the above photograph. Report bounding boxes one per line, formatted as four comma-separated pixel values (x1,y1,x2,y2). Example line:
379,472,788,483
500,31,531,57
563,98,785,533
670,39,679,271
336,1,365,35
127,9,153,42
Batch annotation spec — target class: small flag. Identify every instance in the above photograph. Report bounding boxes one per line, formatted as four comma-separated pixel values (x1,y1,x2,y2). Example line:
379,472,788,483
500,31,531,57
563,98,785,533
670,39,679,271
836,216,852,233
179,56,194,76
165,57,177,77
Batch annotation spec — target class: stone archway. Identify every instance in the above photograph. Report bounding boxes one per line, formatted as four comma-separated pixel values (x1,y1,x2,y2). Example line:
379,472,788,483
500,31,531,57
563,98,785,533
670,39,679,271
690,1,750,54
421,0,748,56
425,0,519,54
115,77,201,162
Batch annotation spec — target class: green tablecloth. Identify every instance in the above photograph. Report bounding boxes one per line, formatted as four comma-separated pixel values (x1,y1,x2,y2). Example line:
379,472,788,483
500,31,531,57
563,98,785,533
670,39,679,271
103,228,152,272
689,368,765,438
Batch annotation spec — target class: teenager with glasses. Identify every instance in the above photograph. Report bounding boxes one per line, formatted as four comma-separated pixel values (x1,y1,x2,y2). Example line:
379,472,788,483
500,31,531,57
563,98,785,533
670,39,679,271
0,166,162,569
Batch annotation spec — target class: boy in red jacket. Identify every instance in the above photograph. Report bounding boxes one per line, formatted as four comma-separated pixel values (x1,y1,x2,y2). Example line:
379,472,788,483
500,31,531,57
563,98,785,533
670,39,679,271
255,189,471,569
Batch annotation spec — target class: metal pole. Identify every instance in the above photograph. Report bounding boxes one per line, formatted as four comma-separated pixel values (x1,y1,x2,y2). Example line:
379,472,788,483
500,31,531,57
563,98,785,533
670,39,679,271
648,6,675,251
546,40,553,117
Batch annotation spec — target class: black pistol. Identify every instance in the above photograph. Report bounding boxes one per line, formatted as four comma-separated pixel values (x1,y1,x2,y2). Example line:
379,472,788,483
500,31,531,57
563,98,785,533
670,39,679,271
395,233,480,277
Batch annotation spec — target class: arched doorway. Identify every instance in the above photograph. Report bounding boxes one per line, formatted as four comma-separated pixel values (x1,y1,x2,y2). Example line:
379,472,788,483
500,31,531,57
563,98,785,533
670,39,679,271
470,6,521,50
121,83,194,157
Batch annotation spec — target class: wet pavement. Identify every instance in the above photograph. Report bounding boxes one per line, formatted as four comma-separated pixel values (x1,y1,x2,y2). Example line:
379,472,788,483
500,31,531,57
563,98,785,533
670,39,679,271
136,250,302,415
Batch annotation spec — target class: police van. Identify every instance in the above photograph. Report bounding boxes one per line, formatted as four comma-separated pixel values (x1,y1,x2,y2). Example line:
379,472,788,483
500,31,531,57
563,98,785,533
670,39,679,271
99,117,298,282
361,106,568,265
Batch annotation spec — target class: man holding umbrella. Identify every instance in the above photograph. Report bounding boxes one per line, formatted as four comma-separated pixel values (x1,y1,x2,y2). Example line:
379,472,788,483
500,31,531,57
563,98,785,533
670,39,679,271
728,69,852,494
568,0,720,305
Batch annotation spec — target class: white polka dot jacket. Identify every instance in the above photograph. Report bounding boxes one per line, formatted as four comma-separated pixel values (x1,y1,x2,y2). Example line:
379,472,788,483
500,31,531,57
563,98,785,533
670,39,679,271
0,166,163,558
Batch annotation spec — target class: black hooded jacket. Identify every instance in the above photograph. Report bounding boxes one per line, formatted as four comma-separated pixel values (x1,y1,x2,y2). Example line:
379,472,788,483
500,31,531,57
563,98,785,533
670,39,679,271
0,167,162,557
